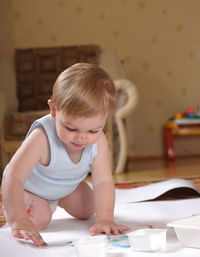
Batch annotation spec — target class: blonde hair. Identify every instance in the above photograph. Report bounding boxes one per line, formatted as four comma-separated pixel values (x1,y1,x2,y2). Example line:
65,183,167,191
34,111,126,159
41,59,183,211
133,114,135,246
52,63,117,117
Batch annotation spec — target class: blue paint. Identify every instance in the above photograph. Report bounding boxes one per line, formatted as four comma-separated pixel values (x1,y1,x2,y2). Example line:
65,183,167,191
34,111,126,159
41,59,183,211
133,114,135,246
112,243,131,248
108,234,130,248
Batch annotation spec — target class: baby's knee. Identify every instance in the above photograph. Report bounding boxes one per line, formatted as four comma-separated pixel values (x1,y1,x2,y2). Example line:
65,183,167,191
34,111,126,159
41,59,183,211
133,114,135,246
77,207,95,220
32,213,52,230
27,206,52,230
79,213,94,220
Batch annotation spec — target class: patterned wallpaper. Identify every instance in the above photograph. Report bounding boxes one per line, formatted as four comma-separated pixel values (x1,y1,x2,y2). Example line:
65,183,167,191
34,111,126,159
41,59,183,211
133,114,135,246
2,0,200,158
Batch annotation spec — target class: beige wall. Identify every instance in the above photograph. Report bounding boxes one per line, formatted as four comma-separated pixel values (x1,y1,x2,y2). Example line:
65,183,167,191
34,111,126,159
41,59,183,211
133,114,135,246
3,0,200,158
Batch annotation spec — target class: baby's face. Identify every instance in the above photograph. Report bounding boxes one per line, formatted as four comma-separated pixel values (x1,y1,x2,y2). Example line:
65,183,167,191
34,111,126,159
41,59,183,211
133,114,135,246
54,111,107,151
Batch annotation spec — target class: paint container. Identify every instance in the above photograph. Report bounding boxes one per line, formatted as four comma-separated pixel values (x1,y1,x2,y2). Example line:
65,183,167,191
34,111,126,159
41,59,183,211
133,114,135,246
128,229,167,252
167,214,200,248
74,235,107,257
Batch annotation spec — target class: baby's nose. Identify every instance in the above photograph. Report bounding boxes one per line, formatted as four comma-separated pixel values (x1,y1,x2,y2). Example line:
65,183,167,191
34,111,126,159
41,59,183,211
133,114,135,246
76,134,85,142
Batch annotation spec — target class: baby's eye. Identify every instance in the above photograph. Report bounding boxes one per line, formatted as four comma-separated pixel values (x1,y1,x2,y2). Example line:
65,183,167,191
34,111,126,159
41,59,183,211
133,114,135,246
66,126,76,132
89,130,98,134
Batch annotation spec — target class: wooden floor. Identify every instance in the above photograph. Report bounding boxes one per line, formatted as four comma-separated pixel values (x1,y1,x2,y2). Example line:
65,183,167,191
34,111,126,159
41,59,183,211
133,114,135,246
112,157,200,183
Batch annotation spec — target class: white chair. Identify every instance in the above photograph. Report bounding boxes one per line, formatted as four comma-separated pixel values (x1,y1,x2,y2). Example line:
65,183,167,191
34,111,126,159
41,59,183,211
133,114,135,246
105,79,138,174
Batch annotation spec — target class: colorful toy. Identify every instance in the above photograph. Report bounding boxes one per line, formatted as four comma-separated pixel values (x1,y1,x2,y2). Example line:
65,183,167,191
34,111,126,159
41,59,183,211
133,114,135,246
186,106,195,118
170,106,200,120
174,112,182,119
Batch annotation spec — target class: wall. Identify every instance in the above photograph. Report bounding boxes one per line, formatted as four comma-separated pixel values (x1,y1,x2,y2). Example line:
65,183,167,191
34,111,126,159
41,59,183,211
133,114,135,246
7,0,200,158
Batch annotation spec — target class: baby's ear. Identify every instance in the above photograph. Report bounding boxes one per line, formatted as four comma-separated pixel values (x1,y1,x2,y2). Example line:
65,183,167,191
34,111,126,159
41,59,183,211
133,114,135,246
48,99,56,118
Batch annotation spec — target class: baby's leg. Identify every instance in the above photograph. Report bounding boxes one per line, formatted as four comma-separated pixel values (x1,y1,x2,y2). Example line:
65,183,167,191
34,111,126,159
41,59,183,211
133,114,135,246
24,190,52,230
58,181,95,220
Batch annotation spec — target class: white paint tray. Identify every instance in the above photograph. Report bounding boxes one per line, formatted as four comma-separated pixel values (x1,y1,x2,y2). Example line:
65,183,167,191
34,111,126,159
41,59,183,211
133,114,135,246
167,214,200,248
128,229,167,252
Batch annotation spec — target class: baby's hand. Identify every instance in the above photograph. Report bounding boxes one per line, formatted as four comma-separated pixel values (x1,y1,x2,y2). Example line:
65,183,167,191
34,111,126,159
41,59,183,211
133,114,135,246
11,219,46,247
89,219,130,236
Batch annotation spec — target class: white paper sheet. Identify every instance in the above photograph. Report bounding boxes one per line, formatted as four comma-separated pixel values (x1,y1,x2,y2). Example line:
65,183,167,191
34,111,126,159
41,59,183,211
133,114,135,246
1,197,200,257
115,178,199,203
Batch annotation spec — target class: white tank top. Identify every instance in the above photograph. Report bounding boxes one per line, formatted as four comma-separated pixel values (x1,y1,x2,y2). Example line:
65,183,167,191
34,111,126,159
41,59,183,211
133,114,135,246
23,114,98,200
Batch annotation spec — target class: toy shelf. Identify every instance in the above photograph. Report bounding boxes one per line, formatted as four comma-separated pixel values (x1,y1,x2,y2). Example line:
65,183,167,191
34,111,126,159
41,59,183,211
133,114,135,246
165,118,200,160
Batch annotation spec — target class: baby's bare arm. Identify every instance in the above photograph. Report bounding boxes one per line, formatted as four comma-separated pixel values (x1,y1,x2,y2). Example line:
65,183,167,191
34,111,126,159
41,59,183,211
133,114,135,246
90,133,130,235
2,128,49,246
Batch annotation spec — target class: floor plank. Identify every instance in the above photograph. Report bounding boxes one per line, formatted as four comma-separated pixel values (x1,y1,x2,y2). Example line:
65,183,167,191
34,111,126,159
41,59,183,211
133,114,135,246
113,157,200,183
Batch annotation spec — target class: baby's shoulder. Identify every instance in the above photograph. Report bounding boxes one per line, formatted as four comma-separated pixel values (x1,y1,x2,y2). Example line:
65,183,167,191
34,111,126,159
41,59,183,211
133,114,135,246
26,126,49,147
25,126,50,165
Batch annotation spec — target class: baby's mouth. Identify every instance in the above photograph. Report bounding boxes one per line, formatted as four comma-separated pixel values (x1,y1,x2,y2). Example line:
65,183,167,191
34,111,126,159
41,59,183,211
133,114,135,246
71,142,84,148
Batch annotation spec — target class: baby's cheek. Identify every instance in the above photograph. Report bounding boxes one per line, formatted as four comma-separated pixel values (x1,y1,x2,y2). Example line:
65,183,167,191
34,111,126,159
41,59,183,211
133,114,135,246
58,132,68,142
88,138,98,146
91,134,101,143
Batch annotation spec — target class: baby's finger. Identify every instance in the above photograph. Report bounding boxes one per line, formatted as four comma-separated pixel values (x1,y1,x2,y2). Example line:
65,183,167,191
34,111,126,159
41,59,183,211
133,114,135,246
90,225,105,235
118,225,131,232
20,230,32,240
29,232,47,247
89,226,98,235
13,230,32,241
13,230,24,239
104,225,112,236
111,226,119,235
